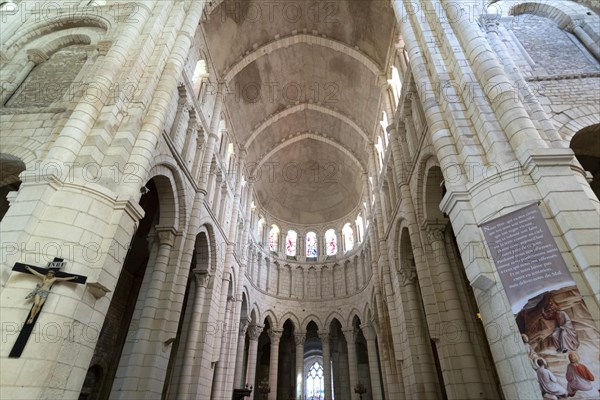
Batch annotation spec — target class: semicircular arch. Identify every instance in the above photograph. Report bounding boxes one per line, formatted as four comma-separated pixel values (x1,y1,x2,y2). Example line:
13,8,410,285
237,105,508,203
246,103,370,148
223,33,381,83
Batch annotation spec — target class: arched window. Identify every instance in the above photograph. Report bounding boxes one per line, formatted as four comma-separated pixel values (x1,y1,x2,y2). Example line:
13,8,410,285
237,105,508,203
325,229,337,256
305,362,324,400
375,138,384,172
286,230,297,257
306,232,317,258
380,111,389,147
388,66,402,106
356,214,364,243
342,223,354,252
191,59,209,99
257,217,266,244
269,225,280,253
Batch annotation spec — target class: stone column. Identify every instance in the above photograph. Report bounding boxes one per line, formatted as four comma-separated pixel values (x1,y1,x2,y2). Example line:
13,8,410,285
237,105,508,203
319,333,333,400
2,49,47,104
425,226,487,398
343,329,358,400
212,295,236,399
268,329,283,400
294,333,306,400
246,323,264,400
233,318,250,389
361,324,383,400
199,81,225,194
177,270,211,398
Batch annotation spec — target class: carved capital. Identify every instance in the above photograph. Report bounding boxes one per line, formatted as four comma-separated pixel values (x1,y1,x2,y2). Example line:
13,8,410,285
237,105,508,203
294,333,306,346
96,40,113,56
226,295,236,311
481,14,500,34
239,318,250,336
268,328,283,344
248,323,264,341
26,49,48,64
192,268,210,288
399,267,417,287
360,323,376,341
156,226,177,247
318,333,330,348
342,328,356,344
426,227,445,243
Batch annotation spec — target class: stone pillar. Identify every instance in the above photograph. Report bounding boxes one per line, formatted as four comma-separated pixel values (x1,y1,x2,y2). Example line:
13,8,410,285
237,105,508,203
246,323,264,400
294,333,306,400
212,295,236,399
343,329,358,400
268,329,283,400
425,225,487,398
233,318,250,389
2,49,46,104
177,269,211,398
361,324,383,400
319,333,333,400
199,82,225,194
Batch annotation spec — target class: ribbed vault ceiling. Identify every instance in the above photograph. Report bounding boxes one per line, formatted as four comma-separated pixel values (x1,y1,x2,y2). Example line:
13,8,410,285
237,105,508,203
203,0,396,224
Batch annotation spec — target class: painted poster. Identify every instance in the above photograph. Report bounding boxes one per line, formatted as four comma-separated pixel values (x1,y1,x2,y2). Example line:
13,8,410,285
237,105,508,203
482,203,599,399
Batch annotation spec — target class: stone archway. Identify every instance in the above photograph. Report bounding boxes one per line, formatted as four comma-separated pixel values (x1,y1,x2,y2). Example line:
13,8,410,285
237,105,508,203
0,153,25,222
80,174,178,400
571,123,600,199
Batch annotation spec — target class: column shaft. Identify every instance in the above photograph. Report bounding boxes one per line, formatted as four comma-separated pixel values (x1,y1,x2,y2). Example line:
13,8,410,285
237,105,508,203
246,324,264,400
320,334,332,400
362,325,383,400
295,334,305,400
233,319,250,389
177,270,210,398
268,329,283,400
343,329,358,400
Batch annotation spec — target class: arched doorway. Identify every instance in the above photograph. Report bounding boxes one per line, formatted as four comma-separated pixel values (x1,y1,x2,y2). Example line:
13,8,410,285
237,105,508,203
570,123,600,199
0,153,25,222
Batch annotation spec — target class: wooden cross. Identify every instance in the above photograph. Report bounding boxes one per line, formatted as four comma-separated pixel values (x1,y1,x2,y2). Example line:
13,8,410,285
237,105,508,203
9,257,87,358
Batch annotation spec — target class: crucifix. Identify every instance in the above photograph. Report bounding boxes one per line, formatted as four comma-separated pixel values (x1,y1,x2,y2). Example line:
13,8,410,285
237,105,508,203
9,257,87,358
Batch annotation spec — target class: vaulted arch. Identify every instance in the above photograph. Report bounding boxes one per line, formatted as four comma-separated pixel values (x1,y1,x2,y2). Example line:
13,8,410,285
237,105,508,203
223,33,381,83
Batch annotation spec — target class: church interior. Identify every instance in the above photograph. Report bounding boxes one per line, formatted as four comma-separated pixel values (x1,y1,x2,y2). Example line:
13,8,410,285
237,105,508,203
0,1,599,399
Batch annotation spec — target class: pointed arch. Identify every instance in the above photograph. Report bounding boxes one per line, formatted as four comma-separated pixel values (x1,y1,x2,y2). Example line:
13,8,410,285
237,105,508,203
301,315,324,332
324,312,346,329
346,308,363,329
279,312,301,332
262,310,279,328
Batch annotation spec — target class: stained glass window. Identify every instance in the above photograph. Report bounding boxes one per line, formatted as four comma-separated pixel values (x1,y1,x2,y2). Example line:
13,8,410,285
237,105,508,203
269,225,280,253
306,232,317,258
286,230,297,257
343,223,354,252
325,229,337,256
306,362,324,400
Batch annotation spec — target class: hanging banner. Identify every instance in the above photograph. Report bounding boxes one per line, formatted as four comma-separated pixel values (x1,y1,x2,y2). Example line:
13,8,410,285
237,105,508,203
482,203,599,399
